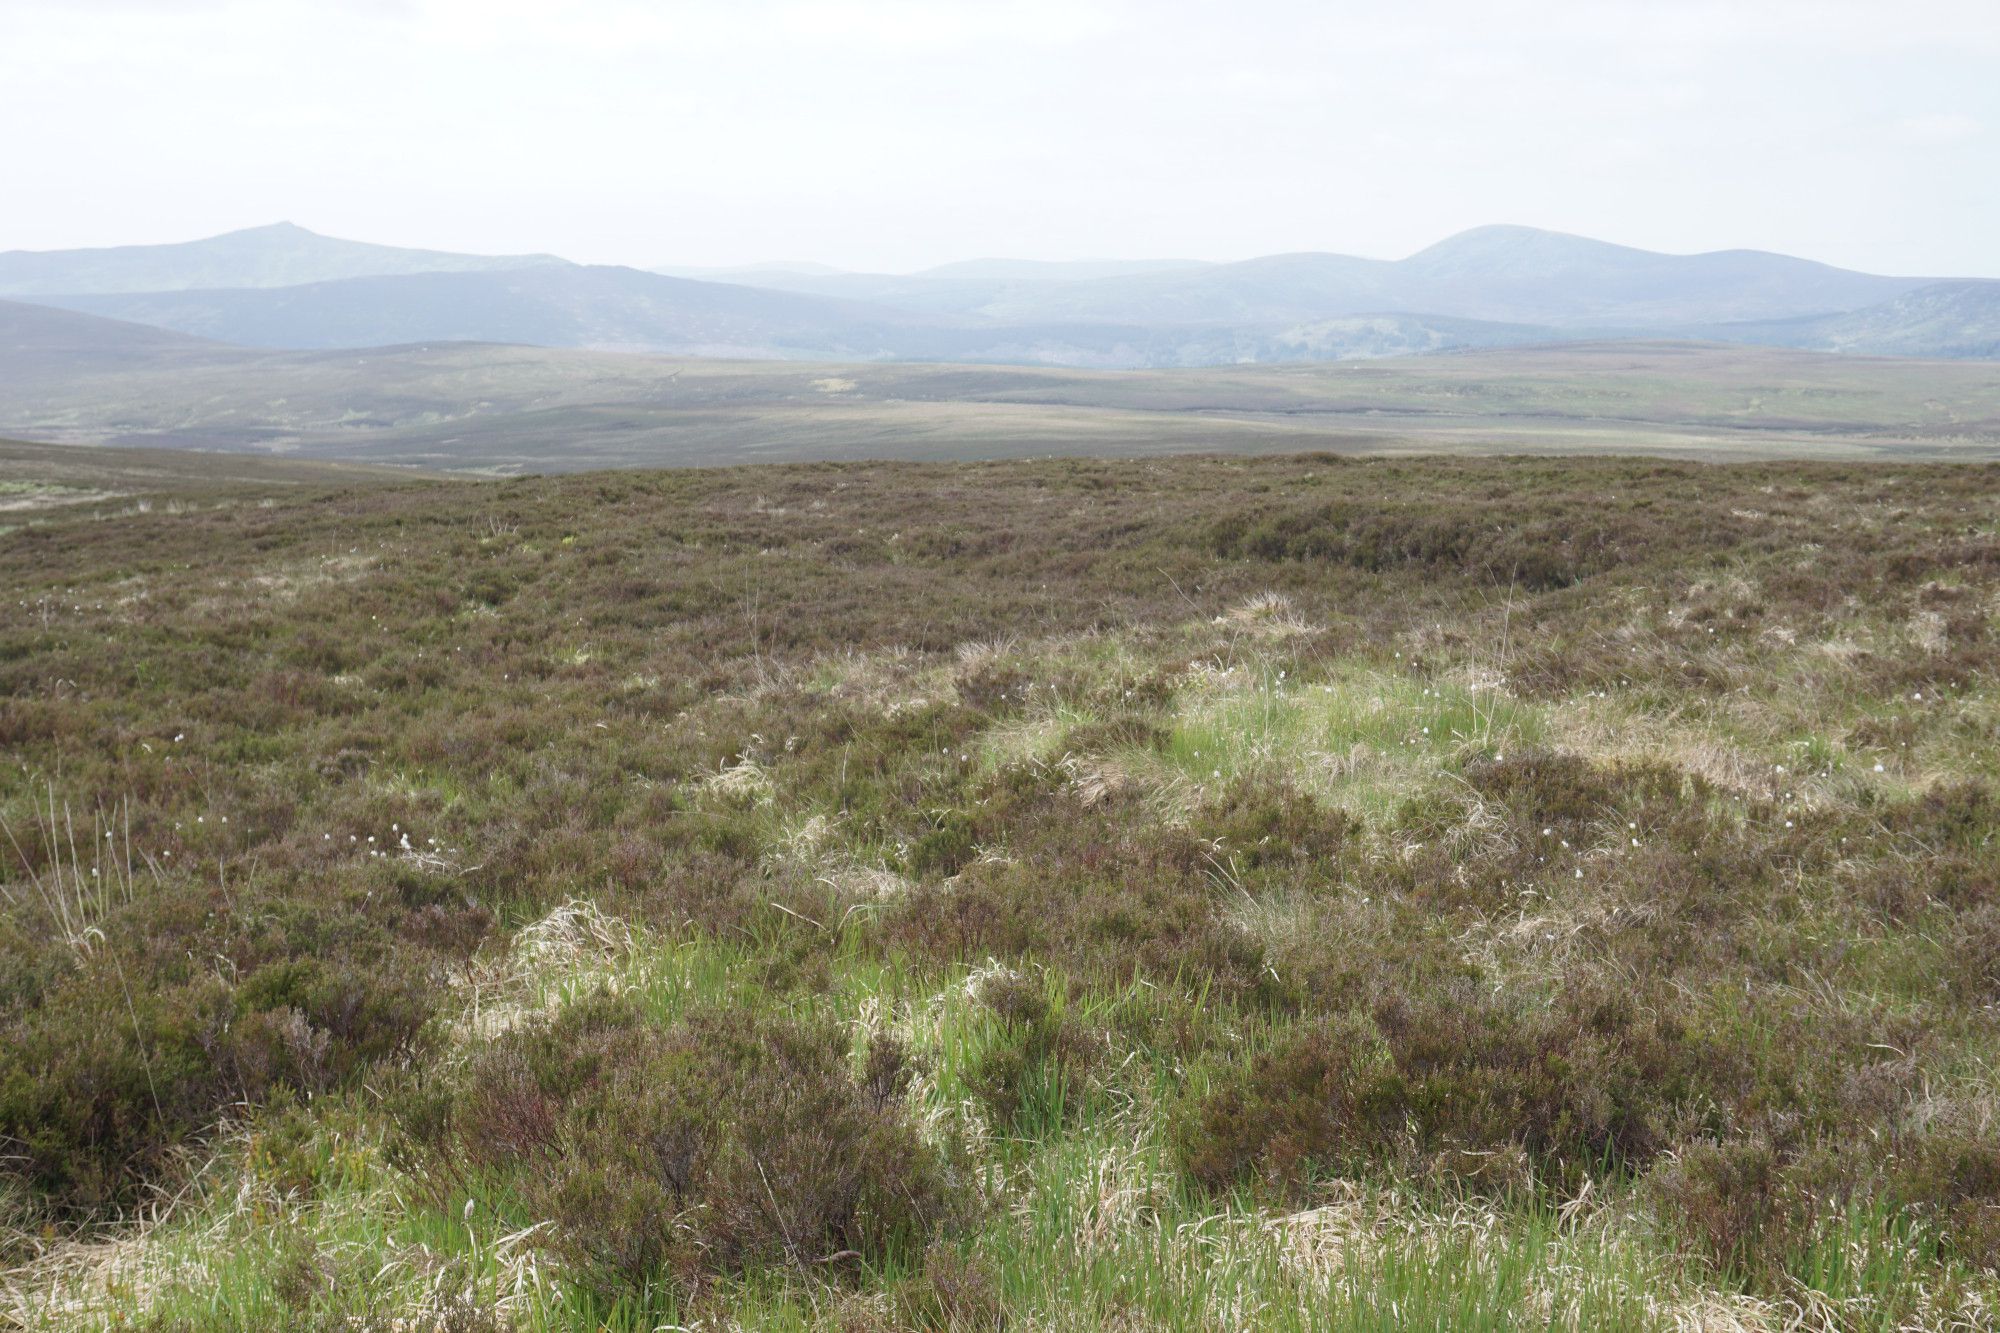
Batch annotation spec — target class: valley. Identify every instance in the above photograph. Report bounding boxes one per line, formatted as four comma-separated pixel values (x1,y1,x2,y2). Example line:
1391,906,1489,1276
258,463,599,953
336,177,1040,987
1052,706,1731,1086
5,300,1999,473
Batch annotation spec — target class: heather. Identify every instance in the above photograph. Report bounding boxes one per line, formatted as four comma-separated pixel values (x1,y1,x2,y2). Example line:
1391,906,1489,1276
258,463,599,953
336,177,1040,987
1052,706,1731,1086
3,452,1997,1329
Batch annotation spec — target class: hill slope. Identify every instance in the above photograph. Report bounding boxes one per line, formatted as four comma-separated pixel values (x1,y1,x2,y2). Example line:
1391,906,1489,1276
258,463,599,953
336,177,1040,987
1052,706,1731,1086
665,230,1935,332
1393,224,1925,325
1715,281,2000,359
0,298,242,382
0,222,566,296
22,267,1557,366
31,264,934,357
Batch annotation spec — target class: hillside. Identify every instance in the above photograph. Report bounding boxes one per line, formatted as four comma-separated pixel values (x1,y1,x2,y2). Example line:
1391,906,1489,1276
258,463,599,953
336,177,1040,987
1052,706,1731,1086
1392,224,1925,325
0,434,432,500
18,266,1560,366
0,222,565,296
3,450,1997,1328
0,298,239,379
31,264,931,357
1716,280,2000,359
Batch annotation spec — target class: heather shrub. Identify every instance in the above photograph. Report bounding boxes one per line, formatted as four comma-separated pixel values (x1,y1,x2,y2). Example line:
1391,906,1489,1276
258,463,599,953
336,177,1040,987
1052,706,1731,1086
8,452,2000,1322
907,808,979,878
1639,1139,1953,1301
964,970,1099,1135
0,881,439,1213
1646,1140,1804,1283
1890,1122,2000,1272
891,1243,1007,1331
1194,778,1356,870
1173,1014,1400,1193
1174,976,1726,1197
884,789,1272,1002
1207,491,1750,591
423,995,971,1300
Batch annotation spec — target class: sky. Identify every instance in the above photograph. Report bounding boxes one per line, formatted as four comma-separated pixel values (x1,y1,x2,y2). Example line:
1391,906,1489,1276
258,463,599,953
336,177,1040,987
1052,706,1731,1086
2,0,1995,275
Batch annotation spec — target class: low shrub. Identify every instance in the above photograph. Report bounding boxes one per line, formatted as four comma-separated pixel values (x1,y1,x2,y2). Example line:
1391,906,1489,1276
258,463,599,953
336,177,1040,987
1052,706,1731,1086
421,995,972,1300
883,790,1273,1002
1647,1139,1804,1284
1174,976,1727,1198
1890,1122,2000,1273
1194,778,1356,870
891,1243,1007,1331
0,881,440,1214
964,970,1100,1135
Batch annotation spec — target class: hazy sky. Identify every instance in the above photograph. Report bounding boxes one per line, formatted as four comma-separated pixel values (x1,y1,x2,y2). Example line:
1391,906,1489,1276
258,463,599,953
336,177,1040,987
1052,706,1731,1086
3,0,1995,274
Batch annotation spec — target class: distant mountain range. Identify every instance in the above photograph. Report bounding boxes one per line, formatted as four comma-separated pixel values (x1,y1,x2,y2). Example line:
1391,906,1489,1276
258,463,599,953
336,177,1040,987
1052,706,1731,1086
2,222,1993,364
0,222,562,296
717,227,1928,329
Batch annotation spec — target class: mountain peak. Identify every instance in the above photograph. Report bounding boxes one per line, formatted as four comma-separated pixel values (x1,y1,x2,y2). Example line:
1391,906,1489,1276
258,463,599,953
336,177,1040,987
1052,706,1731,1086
1428,223,1573,246
220,221,322,242
1403,224,1644,274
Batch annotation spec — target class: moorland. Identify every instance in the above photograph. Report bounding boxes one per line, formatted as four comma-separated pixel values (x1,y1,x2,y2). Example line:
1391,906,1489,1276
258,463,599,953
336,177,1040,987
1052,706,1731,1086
2,439,1998,1329
5,302,2000,473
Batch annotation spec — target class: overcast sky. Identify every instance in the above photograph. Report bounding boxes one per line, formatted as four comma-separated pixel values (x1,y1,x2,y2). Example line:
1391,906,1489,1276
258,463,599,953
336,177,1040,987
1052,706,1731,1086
3,0,1995,274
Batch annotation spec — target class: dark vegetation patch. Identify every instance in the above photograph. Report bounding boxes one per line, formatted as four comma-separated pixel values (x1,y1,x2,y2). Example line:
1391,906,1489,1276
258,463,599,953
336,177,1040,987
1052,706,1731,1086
400,996,969,1304
1207,476,1756,590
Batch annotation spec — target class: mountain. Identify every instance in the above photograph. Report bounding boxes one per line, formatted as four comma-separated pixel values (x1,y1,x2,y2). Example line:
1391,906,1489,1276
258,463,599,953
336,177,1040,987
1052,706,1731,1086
667,227,1935,332
1712,281,2000,359
0,222,566,296
21,263,1563,366
673,270,1042,316
946,227,1936,329
651,266,1217,318
0,298,241,384
19,266,1560,366
7,223,1983,368
1394,225,1928,325
970,252,1404,325
31,264,938,358
653,258,1205,300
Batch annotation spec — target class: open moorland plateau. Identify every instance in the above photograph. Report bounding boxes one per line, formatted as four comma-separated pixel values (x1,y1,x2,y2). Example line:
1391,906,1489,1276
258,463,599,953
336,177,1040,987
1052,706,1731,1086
1,432,1999,1330
4,310,2000,472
